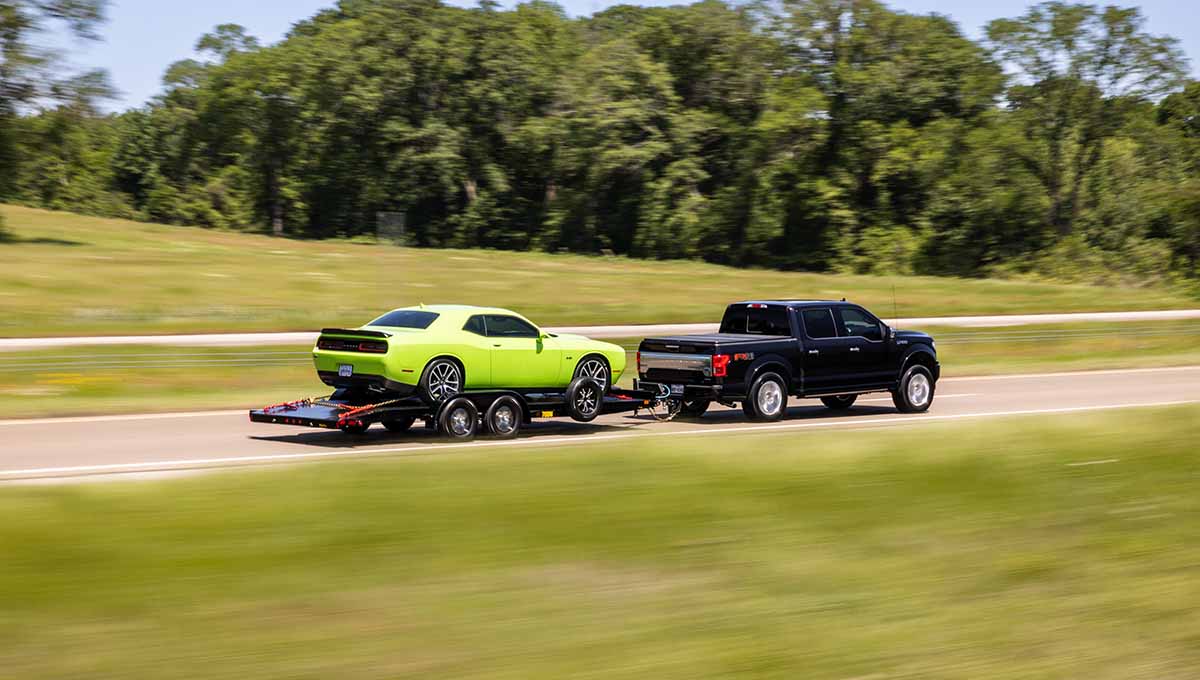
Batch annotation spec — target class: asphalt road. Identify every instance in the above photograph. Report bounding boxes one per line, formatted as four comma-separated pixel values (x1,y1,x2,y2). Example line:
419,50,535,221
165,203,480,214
2,310,1199,351
2,366,1197,483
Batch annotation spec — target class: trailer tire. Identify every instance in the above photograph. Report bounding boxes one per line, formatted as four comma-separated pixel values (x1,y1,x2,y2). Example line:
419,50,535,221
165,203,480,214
382,416,416,433
339,421,370,435
437,397,479,440
484,396,523,439
745,372,787,422
565,376,603,422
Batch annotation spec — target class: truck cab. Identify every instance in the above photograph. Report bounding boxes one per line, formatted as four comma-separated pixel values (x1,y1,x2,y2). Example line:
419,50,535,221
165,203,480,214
636,300,939,420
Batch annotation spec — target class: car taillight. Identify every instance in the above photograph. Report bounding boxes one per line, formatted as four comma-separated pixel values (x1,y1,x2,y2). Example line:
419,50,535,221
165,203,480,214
711,354,731,378
357,341,387,353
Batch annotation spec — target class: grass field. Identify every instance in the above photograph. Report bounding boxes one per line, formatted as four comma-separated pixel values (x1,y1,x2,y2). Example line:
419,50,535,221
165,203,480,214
2,204,1197,338
2,321,1198,419
1,406,1198,678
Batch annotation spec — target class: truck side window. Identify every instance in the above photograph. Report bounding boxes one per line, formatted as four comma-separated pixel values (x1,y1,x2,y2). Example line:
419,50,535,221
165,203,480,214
802,309,837,339
838,307,882,341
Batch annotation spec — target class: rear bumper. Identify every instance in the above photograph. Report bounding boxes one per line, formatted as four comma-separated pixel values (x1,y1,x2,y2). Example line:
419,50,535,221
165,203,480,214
317,371,417,396
635,379,729,400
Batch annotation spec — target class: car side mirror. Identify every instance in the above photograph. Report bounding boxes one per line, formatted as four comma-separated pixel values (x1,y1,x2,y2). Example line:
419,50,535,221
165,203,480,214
882,323,892,341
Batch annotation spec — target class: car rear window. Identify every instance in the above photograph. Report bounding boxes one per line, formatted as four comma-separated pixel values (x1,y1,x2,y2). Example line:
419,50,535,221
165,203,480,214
368,310,439,329
719,305,791,335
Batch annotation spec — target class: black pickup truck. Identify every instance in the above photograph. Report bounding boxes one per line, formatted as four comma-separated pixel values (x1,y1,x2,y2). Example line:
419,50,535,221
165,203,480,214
635,300,939,420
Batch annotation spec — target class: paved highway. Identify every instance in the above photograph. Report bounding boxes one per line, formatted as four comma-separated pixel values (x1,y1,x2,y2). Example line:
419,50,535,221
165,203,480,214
1,366,1197,483
2,309,1199,351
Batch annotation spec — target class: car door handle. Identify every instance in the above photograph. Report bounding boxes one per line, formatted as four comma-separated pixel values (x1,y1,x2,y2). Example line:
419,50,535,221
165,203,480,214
849,347,861,353
807,349,819,355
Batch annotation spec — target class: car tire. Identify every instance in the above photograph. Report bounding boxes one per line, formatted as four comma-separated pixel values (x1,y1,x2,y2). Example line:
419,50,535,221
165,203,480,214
339,422,369,435
820,395,857,410
893,365,935,413
420,358,463,403
437,397,479,440
573,355,612,394
680,399,711,418
382,416,415,433
484,396,523,439
565,376,603,422
745,372,787,422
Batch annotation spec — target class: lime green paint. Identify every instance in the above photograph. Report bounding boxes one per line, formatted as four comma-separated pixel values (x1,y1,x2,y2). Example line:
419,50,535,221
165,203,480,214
312,305,626,390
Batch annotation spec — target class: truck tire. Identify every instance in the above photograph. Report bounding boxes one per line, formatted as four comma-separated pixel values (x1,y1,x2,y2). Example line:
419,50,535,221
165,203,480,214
382,416,416,433
438,397,479,440
745,372,787,422
484,396,523,439
892,365,935,413
680,399,711,418
820,395,857,410
565,376,603,422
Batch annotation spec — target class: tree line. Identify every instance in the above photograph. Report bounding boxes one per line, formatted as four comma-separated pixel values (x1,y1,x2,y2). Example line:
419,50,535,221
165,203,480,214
2,0,1200,284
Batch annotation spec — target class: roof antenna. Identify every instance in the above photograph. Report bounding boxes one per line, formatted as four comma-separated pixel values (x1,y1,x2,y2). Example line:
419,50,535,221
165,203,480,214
841,297,846,302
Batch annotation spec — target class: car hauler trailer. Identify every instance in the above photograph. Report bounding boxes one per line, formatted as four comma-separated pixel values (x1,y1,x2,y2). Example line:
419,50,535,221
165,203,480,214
249,376,662,441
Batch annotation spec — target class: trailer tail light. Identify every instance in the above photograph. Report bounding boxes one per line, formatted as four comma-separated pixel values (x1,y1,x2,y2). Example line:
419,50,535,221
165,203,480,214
711,354,731,378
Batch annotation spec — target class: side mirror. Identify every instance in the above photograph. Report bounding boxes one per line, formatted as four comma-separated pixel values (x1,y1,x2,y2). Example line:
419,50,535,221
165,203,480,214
882,323,893,341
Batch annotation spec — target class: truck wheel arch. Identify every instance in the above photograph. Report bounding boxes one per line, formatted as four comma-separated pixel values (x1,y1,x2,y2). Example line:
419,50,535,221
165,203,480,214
745,355,793,393
899,348,938,382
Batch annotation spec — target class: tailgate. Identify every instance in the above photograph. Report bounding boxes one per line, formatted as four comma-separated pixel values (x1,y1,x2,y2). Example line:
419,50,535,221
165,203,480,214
638,336,719,383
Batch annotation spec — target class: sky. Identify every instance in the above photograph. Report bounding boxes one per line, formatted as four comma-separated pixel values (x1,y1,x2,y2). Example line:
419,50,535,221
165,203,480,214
49,0,1200,112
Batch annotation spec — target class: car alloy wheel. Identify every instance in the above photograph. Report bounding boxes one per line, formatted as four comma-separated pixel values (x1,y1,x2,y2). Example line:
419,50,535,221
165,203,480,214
427,361,462,401
575,357,609,392
907,372,931,408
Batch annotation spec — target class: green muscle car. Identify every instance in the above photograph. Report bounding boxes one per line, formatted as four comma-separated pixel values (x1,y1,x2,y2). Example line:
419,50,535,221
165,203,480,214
313,305,626,402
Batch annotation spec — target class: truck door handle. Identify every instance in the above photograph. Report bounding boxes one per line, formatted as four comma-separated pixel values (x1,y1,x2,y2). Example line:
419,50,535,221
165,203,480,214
849,347,860,353
807,349,819,355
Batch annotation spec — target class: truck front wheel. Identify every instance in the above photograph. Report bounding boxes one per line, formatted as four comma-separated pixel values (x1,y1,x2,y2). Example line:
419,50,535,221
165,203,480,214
744,372,787,422
893,365,935,413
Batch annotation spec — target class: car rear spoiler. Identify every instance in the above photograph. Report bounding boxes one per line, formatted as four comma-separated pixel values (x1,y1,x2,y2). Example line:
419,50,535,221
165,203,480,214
319,328,393,339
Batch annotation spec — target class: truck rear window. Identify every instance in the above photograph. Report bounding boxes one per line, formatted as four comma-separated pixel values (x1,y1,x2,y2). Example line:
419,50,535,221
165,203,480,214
368,310,439,329
719,306,791,335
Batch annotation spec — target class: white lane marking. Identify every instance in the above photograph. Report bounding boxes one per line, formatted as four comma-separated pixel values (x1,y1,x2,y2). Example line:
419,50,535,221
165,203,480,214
941,365,1200,382
0,410,247,427
2,400,1196,480
1065,459,1120,467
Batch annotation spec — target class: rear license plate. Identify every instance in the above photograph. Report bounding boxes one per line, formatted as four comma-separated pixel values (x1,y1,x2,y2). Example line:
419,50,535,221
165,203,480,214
338,364,354,378
670,384,684,395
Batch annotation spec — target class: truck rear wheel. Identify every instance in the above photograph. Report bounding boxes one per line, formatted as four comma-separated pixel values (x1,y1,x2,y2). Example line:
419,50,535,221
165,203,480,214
680,399,711,418
820,395,857,410
892,365,935,413
745,372,787,422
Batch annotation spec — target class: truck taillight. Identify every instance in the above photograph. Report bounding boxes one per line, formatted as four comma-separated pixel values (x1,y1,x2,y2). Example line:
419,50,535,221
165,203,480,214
636,351,641,372
711,354,731,378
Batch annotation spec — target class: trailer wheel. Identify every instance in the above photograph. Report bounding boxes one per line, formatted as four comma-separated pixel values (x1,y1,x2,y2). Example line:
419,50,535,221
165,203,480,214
438,397,479,440
382,416,416,433
565,376,603,422
484,396,523,439
339,422,370,435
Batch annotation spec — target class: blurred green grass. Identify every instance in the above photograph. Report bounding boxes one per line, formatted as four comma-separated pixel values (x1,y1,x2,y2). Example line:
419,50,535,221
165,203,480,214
1,406,1198,678
2,203,1197,338
2,321,1198,418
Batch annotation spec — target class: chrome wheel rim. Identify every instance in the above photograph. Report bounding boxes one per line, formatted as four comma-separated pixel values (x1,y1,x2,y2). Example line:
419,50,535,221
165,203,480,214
575,385,598,415
428,362,461,400
907,373,931,407
493,404,516,433
757,381,783,416
449,406,472,436
577,359,608,392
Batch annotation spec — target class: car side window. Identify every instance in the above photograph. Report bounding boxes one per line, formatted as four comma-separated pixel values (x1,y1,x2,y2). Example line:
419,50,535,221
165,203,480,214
801,308,837,339
463,315,486,336
484,315,539,338
838,307,882,341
